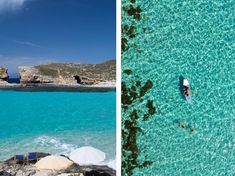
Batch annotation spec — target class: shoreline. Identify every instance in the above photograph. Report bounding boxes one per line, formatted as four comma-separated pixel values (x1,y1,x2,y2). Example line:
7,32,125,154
0,83,116,92
0,152,116,176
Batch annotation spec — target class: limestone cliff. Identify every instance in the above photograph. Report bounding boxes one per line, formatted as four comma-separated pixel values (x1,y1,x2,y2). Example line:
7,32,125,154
0,67,9,82
19,67,54,84
19,60,116,85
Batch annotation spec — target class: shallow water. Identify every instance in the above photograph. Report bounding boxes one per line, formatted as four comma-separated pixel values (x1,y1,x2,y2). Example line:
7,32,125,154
122,0,235,175
0,91,116,161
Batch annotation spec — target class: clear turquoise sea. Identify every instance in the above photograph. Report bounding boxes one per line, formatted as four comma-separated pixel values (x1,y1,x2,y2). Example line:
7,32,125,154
122,0,234,175
0,90,116,162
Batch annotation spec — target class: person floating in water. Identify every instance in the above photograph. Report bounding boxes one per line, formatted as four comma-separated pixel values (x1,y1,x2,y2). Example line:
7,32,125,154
176,121,185,129
189,128,194,135
180,123,185,129
184,86,190,96
177,121,195,135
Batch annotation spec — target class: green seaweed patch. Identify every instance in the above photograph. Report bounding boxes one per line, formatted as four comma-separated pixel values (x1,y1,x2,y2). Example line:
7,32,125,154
122,81,134,106
136,80,141,87
122,78,154,110
123,69,133,75
122,75,156,175
140,80,153,97
130,0,136,3
122,110,141,176
139,161,153,168
147,100,156,115
130,109,139,121
123,5,142,21
131,85,136,91
36,67,58,77
122,2,143,55
122,25,136,39
122,38,129,53
143,100,156,121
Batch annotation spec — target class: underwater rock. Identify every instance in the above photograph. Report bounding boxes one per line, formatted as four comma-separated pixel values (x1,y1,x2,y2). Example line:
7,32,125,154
123,69,132,75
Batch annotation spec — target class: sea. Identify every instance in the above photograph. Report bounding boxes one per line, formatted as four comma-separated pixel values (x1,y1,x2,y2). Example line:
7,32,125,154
0,90,116,163
122,0,234,175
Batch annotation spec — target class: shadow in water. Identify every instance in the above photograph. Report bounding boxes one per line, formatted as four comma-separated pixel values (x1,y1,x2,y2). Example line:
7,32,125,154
179,75,185,99
8,78,20,83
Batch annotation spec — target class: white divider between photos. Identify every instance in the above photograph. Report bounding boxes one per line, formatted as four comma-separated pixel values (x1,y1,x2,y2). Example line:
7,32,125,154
116,0,122,175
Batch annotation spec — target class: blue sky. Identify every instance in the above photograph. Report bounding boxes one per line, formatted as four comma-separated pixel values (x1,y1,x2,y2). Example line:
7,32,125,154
0,0,116,77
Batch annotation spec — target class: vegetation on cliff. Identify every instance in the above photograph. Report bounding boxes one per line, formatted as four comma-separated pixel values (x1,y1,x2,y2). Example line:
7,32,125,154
0,68,6,75
35,60,116,81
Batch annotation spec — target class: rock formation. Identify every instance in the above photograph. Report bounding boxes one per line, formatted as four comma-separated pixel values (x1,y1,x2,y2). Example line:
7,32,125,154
0,67,10,87
19,66,54,84
0,157,115,176
18,60,116,85
0,67,9,82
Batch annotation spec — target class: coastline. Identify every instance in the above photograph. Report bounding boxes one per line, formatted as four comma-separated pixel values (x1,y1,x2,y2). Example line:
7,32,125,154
0,60,116,92
0,61,116,175
0,91,116,175
0,152,116,176
0,82,116,92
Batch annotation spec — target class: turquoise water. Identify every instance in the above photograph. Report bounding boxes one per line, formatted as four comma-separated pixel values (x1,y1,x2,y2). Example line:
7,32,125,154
122,0,234,175
0,90,116,161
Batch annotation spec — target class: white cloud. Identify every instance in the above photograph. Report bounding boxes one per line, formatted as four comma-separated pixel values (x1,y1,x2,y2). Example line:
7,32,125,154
0,0,29,12
13,40,41,48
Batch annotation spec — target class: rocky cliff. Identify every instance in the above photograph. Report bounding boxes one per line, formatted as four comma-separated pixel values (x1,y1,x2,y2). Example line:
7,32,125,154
0,67,9,82
19,60,116,85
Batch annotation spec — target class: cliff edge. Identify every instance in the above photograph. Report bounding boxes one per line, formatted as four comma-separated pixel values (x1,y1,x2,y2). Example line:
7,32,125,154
19,60,116,86
0,67,9,83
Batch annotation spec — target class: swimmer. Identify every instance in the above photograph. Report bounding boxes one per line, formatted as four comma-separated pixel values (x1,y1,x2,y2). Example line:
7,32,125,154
189,128,195,135
184,86,190,96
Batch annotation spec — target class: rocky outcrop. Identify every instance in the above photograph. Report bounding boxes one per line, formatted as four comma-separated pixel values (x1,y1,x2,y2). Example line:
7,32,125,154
0,161,115,176
0,67,9,82
0,67,10,87
19,67,54,84
18,60,116,85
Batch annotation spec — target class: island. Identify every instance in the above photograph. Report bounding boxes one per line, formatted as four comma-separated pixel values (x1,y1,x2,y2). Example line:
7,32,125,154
0,60,116,91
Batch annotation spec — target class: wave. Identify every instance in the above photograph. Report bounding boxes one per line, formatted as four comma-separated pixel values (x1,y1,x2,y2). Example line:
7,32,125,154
34,135,77,155
33,135,116,170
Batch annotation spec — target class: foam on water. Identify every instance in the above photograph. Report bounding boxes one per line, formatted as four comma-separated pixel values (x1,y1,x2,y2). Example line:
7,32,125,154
34,135,77,155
